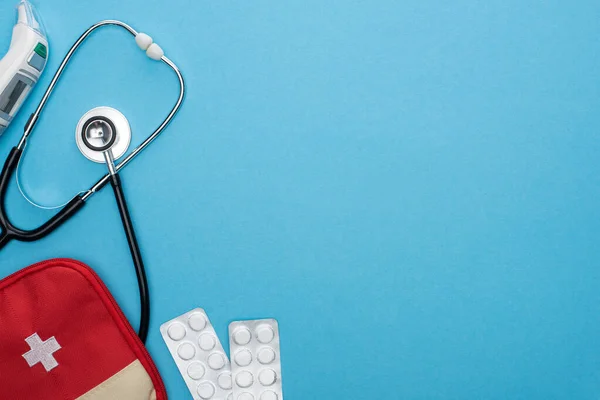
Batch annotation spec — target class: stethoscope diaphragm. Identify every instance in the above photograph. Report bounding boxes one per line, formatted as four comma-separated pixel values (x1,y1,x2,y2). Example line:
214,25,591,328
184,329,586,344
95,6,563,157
76,106,131,163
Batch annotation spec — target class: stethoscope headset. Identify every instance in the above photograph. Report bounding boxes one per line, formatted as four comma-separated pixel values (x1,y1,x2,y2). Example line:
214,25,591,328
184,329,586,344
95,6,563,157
0,20,185,343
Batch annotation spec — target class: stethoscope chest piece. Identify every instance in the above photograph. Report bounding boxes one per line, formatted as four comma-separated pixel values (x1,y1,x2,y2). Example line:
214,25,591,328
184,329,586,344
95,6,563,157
76,106,131,163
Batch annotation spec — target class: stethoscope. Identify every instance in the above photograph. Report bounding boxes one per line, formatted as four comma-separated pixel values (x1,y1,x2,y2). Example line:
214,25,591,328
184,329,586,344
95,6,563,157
0,20,185,343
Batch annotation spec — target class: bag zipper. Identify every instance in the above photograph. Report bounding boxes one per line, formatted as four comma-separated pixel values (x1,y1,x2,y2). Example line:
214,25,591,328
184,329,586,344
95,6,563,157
0,258,167,399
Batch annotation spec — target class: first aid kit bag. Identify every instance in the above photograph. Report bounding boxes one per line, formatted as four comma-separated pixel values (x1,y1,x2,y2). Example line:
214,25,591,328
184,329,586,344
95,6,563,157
0,258,166,400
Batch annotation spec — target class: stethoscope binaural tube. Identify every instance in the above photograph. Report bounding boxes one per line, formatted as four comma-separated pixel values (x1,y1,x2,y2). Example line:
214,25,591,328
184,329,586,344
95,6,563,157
21,20,185,195
0,20,185,343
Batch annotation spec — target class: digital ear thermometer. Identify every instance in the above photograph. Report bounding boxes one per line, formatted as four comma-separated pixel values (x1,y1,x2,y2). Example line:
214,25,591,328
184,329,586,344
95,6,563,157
0,1,47,136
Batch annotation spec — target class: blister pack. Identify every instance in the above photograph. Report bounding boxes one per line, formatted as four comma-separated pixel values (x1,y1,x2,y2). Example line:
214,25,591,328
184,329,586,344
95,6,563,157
229,319,283,400
160,308,233,400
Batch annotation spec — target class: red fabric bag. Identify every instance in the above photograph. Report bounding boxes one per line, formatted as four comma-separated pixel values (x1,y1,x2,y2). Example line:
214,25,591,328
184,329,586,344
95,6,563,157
0,258,166,400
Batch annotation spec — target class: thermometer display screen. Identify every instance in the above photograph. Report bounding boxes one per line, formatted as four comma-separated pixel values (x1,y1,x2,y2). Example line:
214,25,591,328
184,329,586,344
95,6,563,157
0,80,30,116
0,77,32,117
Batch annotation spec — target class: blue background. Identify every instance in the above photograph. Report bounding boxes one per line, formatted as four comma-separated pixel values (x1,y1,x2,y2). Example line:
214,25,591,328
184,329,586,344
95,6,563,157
1,0,599,398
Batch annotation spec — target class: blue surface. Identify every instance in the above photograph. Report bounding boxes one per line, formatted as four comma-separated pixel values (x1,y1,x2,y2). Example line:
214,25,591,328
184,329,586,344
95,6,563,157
1,0,600,398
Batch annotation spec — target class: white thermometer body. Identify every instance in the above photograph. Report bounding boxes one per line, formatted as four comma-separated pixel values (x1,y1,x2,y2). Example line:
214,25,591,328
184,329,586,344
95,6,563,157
0,1,47,136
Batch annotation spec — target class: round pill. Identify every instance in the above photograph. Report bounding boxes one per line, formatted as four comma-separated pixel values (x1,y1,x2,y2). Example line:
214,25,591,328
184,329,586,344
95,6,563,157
237,393,254,400
167,322,186,341
256,325,275,344
188,313,207,331
260,391,278,400
258,369,277,386
235,371,254,388
199,333,217,351
177,343,196,360
227,394,233,400
234,349,252,367
218,372,233,390
257,348,276,365
197,381,216,399
233,327,252,345
187,362,206,380
208,352,226,370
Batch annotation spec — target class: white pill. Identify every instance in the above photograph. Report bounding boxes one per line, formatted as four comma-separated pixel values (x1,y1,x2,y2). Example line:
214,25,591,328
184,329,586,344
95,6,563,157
258,369,277,386
235,371,254,388
177,343,196,360
167,322,186,341
237,393,254,400
207,352,226,370
257,348,276,365
146,43,164,60
135,33,152,50
187,362,206,380
234,349,252,367
256,325,275,344
227,394,233,400
217,372,233,390
233,328,252,345
188,313,207,331
199,333,217,351
197,382,216,399
260,391,278,400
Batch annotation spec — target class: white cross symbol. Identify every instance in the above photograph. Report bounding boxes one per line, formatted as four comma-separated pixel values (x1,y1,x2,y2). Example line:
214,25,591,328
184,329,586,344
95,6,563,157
22,333,62,372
